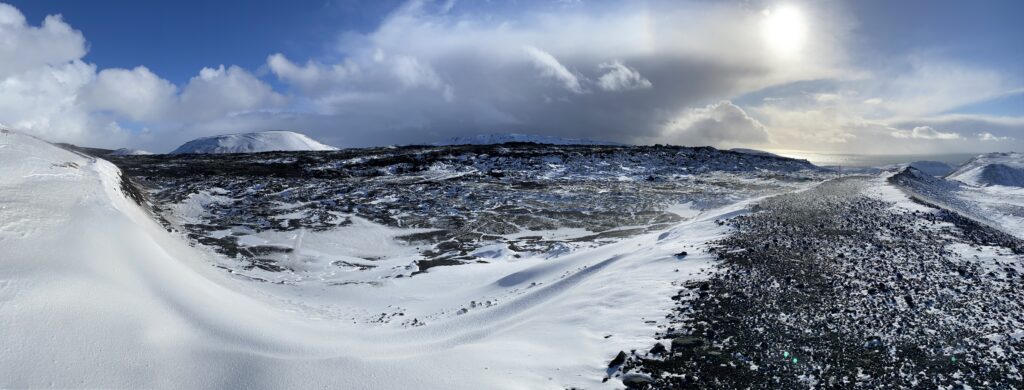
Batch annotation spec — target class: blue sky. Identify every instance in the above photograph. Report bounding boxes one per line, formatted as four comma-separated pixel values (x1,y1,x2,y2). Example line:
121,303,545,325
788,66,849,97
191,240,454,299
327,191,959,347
8,0,403,84
0,0,1021,153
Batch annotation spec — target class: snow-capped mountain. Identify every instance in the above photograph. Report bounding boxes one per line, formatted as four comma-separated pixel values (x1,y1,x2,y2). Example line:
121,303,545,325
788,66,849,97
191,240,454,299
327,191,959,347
171,130,338,154
947,152,1024,187
876,160,954,177
110,148,153,156
431,133,622,146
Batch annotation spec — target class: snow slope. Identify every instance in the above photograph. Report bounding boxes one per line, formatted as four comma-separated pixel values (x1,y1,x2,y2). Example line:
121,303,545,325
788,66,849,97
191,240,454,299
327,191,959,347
171,130,338,154
947,152,1024,187
877,160,954,177
0,130,749,388
110,147,154,156
432,133,622,146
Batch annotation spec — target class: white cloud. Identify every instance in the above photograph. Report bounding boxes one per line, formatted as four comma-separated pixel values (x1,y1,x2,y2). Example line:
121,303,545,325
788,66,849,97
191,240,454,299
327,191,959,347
890,126,961,140
660,101,769,146
0,3,86,79
596,61,651,91
0,3,287,149
389,55,443,89
81,66,177,122
266,53,357,94
2,0,1021,154
523,46,584,94
978,132,1012,142
865,57,1010,119
254,0,852,147
178,65,286,121
0,60,107,145
0,3,107,146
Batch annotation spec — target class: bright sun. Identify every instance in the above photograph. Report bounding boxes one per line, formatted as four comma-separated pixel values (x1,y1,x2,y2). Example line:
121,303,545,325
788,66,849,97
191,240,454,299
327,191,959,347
762,5,808,58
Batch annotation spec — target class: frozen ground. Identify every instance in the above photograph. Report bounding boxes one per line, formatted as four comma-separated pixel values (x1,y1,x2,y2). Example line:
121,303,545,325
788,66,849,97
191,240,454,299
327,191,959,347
616,174,1024,388
112,143,823,288
0,130,819,388
6,129,1023,389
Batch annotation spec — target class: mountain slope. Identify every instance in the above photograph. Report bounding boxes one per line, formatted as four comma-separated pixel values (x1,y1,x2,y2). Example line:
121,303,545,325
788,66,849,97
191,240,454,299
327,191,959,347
110,148,154,156
0,130,746,389
171,130,338,154
948,152,1024,187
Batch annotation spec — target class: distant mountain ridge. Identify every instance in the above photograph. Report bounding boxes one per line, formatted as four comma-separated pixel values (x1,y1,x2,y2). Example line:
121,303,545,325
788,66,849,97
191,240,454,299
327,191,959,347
431,133,623,146
947,152,1024,187
110,148,153,156
171,130,338,154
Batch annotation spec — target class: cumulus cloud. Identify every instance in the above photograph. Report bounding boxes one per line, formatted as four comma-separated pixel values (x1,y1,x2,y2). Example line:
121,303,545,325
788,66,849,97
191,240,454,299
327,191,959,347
266,53,357,94
81,66,177,122
891,126,961,140
0,3,104,145
2,0,1021,154
177,65,286,121
0,3,86,79
978,132,1011,142
0,3,285,149
596,61,652,91
660,101,769,146
254,0,851,147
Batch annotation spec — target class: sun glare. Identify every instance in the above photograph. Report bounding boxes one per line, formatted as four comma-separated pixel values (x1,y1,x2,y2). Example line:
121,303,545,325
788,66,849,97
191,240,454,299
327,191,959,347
762,5,808,58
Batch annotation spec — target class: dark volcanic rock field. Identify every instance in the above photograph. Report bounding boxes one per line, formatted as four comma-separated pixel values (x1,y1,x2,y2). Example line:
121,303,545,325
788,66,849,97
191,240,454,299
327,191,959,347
614,177,1024,389
110,144,822,278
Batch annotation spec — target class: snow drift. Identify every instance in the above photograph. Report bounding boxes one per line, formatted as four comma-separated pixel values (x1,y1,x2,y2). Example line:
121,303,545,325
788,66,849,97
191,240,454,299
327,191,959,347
948,152,1024,187
171,130,338,154
0,130,742,388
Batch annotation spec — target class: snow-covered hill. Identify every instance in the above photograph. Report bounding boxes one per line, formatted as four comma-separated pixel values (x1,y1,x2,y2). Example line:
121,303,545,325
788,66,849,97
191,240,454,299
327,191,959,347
110,148,153,156
432,133,622,146
0,130,755,388
730,148,781,158
171,130,338,154
948,152,1024,187
877,160,954,177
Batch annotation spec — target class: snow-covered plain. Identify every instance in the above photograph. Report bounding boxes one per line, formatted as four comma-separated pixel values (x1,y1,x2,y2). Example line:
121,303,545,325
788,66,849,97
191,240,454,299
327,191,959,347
171,130,338,154
0,130,757,388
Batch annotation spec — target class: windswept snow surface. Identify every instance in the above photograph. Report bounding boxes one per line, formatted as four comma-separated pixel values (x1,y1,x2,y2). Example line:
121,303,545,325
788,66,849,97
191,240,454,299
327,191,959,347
0,131,762,388
171,130,338,154
431,133,622,146
892,166,1024,240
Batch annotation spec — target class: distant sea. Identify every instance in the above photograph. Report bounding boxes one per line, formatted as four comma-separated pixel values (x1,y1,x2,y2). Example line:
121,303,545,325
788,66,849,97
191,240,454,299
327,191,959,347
766,150,977,168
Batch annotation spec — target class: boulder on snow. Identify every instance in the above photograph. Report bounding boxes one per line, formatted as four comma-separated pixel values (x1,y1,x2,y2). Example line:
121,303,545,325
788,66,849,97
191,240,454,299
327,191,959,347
608,350,628,367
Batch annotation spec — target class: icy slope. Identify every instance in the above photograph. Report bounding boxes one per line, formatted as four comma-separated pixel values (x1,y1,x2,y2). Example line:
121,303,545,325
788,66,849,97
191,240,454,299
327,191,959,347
0,130,746,388
432,133,622,146
947,152,1024,187
171,130,338,154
